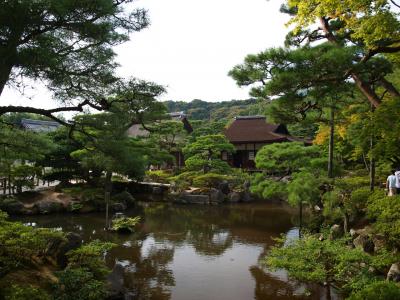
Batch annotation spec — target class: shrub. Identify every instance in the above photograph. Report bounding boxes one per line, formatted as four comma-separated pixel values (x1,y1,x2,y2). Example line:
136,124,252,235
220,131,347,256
347,281,400,300
192,173,233,188
111,216,141,233
144,170,172,184
250,174,288,200
112,191,135,206
367,190,400,247
53,268,106,300
66,240,115,279
4,284,50,300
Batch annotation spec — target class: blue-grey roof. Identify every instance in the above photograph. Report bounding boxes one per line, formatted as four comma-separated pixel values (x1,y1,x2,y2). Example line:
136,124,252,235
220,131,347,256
20,119,61,132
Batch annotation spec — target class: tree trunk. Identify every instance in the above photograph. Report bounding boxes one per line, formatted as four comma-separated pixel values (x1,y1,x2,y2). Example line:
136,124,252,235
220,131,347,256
343,212,349,233
370,105,376,191
351,74,381,108
380,78,400,98
0,63,13,97
299,201,303,239
104,170,113,229
328,107,334,178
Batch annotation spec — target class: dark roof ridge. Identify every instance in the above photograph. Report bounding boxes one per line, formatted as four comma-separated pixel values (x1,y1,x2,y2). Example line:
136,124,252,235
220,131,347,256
234,115,266,120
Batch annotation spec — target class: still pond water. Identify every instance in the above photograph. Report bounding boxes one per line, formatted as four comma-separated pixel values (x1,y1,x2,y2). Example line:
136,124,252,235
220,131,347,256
14,202,336,300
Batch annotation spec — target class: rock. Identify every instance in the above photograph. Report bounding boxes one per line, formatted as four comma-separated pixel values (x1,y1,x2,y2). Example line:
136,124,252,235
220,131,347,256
318,234,325,241
228,192,241,203
152,186,164,195
314,205,322,212
353,234,375,253
372,234,386,252
242,191,252,202
107,263,125,299
243,180,251,191
387,263,400,282
0,197,25,214
111,202,127,212
112,191,135,207
176,194,209,204
349,228,357,238
218,181,230,195
35,200,64,214
329,224,343,240
46,232,82,267
210,188,224,204
280,176,291,183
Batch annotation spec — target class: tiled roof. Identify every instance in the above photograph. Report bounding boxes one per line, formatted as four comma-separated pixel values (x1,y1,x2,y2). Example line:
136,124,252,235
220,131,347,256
223,116,289,143
20,119,61,132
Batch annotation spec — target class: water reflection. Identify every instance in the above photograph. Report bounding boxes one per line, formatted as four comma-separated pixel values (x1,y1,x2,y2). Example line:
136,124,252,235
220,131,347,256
13,202,333,300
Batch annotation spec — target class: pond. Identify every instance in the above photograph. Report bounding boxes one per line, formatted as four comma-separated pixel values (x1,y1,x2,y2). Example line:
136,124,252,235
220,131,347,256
14,202,335,300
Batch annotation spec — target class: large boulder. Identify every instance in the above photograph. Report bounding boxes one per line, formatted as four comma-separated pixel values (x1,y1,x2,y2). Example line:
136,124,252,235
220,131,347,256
228,192,241,203
176,194,209,205
112,191,135,207
210,188,224,204
387,263,400,282
353,234,375,253
241,191,252,202
218,181,230,195
46,232,82,267
372,234,387,252
35,200,64,214
329,224,343,240
0,197,25,214
111,202,127,212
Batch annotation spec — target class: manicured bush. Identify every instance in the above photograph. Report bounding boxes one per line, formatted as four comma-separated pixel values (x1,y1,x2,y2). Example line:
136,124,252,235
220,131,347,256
111,216,141,233
347,281,400,300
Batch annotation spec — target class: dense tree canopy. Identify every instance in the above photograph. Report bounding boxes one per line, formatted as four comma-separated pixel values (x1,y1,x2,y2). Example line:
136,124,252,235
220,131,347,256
0,0,148,121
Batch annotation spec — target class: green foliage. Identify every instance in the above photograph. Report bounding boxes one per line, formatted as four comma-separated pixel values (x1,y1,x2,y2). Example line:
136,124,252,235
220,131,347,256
66,240,115,279
255,142,321,173
163,99,258,121
53,268,106,300
266,235,385,294
250,174,288,200
0,0,149,103
287,171,321,206
0,211,65,276
183,134,235,173
111,216,141,233
145,170,173,184
192,173,233,188
367,191,400,247
4,284,50,300
347,281,400,300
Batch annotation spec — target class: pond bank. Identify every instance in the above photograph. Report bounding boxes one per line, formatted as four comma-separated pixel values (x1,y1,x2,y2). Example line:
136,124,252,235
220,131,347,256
0,181,257,216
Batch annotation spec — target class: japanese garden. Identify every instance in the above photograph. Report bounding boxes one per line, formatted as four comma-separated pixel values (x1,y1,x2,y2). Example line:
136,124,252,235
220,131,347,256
1,1,400,299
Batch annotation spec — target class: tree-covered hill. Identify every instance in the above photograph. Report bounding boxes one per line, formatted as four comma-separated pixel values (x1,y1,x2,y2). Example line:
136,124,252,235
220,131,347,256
163,98,266,121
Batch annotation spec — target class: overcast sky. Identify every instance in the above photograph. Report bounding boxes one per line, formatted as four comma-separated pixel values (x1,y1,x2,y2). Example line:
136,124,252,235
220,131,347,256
2,0,289,108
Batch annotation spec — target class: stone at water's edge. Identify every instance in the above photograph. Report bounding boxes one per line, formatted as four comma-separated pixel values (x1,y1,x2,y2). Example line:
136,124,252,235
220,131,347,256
228,192,241,203
210,188,225,204
45,232,82,268
387,263,400,282
35,200,65,214
0,198,25,214
175,194,209,204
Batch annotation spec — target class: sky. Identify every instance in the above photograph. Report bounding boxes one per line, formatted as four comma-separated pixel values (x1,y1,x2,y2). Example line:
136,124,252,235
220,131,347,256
2,0,289,109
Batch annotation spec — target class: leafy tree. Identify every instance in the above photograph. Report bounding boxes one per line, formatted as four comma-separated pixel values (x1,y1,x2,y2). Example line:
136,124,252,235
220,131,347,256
71,78,165,227
282,0,400,108
267,235,398,297
183,134,235,174
254,142,321,174
0,0,149,121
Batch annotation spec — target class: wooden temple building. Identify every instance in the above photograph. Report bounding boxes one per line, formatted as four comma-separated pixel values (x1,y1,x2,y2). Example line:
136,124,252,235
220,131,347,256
223,116,308,169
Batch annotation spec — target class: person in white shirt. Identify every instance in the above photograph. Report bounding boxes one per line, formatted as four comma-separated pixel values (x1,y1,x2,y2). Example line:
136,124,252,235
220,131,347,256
395,169,400,194
387,170,397,196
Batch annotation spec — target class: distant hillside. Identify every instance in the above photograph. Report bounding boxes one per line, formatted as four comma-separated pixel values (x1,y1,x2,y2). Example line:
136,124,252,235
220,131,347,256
163,99,266,121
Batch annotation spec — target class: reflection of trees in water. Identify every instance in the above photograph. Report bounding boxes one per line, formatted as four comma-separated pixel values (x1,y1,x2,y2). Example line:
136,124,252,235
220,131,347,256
250,266,327,300
143,203,294,257
107,238,175,300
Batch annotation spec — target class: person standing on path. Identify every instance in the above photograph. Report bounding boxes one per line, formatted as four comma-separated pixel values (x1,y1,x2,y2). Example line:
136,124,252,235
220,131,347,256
387,170,398,196
393,169,400,195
